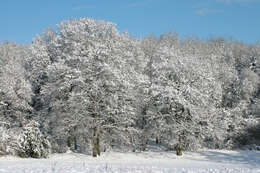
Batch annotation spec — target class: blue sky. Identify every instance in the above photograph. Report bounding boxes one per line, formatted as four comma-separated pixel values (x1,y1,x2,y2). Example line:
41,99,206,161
1,0,260,44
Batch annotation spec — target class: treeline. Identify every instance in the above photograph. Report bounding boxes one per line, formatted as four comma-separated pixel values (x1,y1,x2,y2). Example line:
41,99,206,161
0,18,259,158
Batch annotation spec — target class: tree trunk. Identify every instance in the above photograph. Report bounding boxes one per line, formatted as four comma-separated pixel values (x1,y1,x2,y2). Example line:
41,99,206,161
73,126,77,151
74,136,77,151
92,147,97,157
92,142,97,157
92,127,97,157
177,133,184,156
156,137,159,144
92,104,101,157
97,131,100,156
141,139,147,151
176,144,182,156
92,126,100,157
67,136,71,151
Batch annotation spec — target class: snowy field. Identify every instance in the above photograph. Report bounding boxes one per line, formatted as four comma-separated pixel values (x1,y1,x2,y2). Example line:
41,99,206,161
0,150,259,173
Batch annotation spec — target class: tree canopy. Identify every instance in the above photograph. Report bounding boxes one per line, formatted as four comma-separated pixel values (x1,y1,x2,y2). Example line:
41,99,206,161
0,18,259,157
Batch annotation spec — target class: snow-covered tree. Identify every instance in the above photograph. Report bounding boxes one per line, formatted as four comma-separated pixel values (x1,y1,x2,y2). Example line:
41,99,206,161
31,18,145,155
0,42,33,127
18,120,51,158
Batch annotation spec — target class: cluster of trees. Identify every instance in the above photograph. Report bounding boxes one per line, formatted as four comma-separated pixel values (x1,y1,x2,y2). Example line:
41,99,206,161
0,18,259,158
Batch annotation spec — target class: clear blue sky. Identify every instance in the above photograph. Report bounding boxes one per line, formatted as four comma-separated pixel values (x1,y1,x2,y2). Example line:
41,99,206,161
1,0,260,44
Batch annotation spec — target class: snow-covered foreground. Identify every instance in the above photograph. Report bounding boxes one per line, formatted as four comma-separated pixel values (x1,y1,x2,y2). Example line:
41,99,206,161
0,150,259,173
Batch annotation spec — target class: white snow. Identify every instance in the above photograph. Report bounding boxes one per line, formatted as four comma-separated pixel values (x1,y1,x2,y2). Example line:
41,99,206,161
0,150,259,173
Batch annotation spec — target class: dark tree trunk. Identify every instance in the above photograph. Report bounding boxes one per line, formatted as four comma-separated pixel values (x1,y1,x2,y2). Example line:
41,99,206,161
92,104,101,157
74,136,77,151
92,127,97,157
177,132,184,156
97,132,100,156
92,126,100,157
176,144,182,156
141,139,147,151
92,147,97,157
156,137,159,144
67,136,71,150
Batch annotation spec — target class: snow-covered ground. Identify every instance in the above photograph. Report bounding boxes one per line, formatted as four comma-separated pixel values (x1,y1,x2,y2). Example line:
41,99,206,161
0,150,259,173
